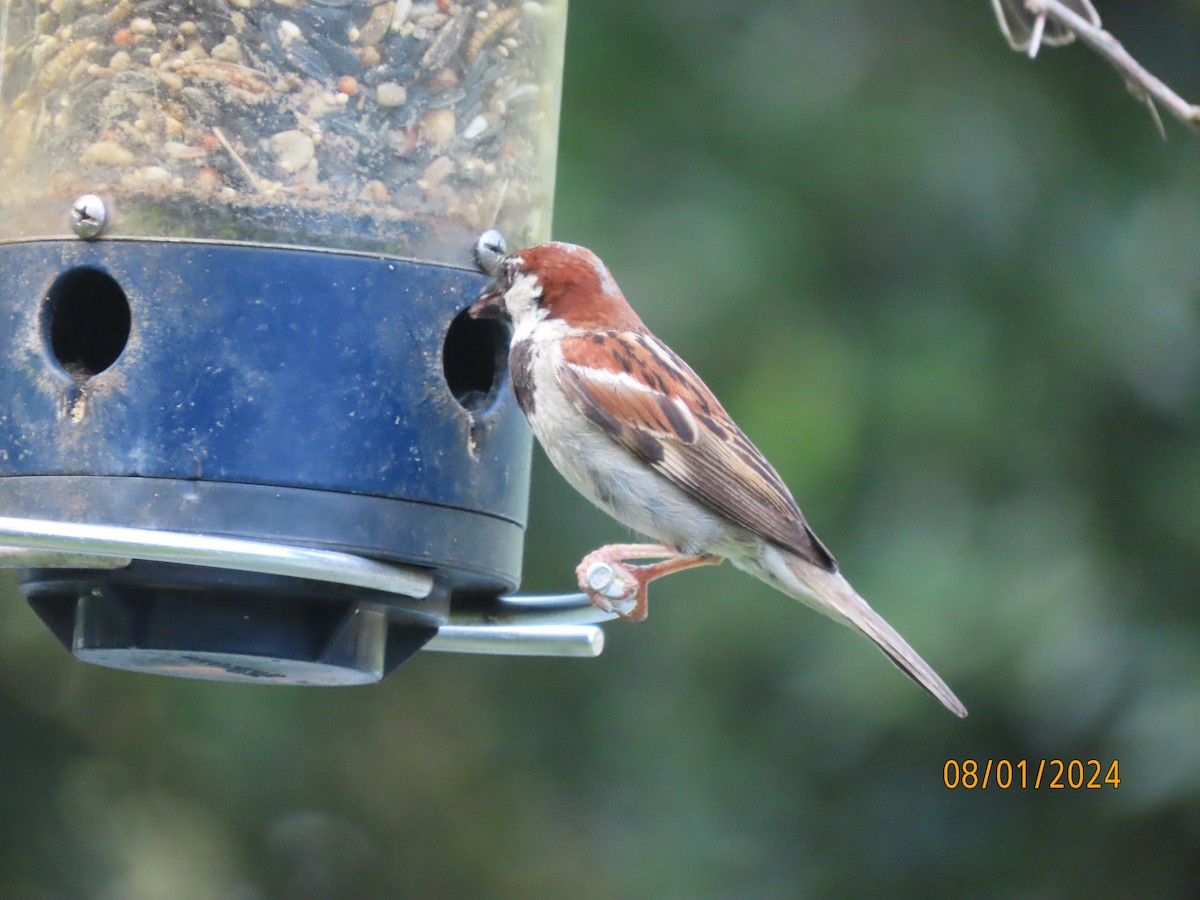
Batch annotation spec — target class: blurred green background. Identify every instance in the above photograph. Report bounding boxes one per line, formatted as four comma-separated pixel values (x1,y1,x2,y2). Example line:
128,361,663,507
4,0,1200,896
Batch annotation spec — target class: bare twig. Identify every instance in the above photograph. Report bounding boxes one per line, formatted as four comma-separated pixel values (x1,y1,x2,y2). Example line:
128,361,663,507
994,0,1200,136
990,0,1097,53
1027,11,1047,58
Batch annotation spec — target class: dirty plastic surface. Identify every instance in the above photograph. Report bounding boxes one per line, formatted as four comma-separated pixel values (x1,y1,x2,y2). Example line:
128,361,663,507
0,0,566,264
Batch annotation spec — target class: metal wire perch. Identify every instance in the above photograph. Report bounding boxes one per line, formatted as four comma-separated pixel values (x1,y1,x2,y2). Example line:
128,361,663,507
0,515,609,660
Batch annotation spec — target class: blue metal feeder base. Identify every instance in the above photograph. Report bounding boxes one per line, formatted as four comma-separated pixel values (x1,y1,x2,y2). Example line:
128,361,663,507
0,239,533,683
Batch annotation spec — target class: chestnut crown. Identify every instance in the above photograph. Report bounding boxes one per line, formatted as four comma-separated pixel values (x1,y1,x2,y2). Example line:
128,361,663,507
470,242,644,333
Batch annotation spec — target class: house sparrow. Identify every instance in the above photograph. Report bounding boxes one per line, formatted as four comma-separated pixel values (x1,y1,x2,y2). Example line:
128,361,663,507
470,242,966,717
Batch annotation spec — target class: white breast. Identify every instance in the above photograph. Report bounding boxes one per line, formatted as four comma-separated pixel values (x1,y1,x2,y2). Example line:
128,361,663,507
517,331,734,556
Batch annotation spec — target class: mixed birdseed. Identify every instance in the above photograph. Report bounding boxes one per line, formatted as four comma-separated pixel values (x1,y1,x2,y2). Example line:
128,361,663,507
0,0,564,263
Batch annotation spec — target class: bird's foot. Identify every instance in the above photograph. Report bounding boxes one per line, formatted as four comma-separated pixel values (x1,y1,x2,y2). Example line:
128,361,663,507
577,554,641,617
576,544,724,622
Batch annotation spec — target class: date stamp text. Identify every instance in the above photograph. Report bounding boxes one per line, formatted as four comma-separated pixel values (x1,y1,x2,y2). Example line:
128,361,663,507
943,759,1120,790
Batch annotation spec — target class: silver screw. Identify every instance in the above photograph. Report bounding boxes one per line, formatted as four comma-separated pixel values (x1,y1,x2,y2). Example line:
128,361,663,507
70,194,107,240
474,229,507,276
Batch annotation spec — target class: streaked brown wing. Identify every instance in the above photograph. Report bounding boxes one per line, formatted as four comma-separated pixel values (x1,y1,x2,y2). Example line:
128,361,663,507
558,332,836,571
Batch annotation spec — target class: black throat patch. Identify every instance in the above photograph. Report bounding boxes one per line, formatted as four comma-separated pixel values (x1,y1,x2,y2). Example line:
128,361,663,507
509,339,536,416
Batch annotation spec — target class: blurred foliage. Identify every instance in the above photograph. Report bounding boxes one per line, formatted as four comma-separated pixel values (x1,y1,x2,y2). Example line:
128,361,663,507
4,0,1200,896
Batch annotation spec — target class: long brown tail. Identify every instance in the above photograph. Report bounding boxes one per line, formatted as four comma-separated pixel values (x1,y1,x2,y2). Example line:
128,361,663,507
779,554,968,717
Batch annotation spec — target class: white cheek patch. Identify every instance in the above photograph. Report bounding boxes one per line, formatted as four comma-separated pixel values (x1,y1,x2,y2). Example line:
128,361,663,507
504,272,541,317
505,271,549,341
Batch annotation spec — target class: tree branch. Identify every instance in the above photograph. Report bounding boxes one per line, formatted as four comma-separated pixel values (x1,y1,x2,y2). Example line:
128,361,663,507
997,0,1200,136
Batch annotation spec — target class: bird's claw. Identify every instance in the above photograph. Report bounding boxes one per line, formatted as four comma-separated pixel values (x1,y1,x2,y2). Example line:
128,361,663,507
575,544,719,622
577,558,640,617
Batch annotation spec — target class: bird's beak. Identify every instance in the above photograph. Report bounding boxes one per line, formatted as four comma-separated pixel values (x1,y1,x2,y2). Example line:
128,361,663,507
468,281,506,320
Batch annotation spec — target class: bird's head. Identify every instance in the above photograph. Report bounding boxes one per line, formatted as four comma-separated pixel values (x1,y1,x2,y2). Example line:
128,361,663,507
469,242,644,334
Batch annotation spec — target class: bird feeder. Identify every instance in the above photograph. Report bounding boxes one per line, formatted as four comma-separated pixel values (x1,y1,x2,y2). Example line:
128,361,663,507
0,0,604,685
